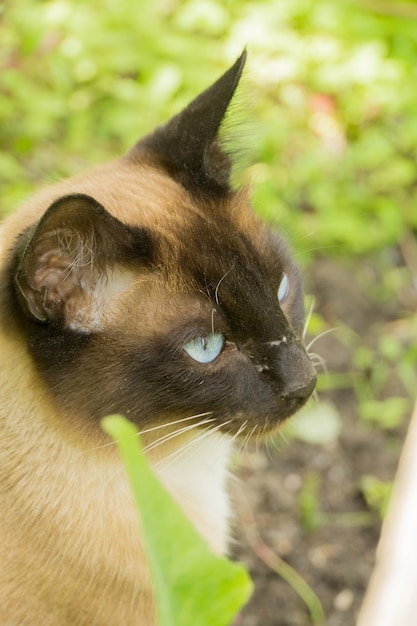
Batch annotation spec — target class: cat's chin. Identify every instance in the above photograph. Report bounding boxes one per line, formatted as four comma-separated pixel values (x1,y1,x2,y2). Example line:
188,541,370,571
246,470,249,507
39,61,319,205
229,364,317,437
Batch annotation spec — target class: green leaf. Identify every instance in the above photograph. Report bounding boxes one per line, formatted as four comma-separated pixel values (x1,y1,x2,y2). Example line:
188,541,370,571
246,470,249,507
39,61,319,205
360,474,393,519
360,397,410,430
102,415,252,626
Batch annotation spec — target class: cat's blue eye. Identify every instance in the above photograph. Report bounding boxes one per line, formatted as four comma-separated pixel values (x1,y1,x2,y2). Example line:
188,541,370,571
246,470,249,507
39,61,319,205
183,333,225,364
277,273,289,303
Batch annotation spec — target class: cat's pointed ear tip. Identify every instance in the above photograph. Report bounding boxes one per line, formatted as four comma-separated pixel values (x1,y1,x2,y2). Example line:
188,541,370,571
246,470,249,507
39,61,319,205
237,48,248,65
231,49,248,77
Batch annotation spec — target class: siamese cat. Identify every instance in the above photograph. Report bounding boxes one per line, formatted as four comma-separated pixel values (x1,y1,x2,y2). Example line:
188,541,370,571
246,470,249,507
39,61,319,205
0,51,316,625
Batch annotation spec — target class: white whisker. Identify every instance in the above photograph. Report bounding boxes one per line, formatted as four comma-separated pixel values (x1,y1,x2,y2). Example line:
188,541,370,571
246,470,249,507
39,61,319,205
303,297,315,340
214,266,234,305
249,425,259,452
143,418,216,454
155,420,232,470
265,436,274,460
266,431,278,454
278,427,289,445
139,413,212,437
241,424,257,453
229,420,248,451
96,417,217,490
255,426,262,457
85,412,213,453
238,431,250,455
231,420,248,454
309,351,328,374
306,327,338,352
211,308,217,335
85,439,119,452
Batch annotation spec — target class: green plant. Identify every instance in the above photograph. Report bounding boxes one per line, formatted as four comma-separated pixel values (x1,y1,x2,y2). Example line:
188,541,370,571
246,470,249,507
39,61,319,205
3,1,417,621
298,472,324,532
361,474,393,519
102,415,252,626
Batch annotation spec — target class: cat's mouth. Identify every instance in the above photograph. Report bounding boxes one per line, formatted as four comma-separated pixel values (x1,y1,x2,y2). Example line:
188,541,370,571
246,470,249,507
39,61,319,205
247,341,318,434
219,371,317,438
186,339,319,439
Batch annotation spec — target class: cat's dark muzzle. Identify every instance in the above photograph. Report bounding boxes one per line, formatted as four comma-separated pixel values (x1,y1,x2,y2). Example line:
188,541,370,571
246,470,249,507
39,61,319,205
221,336,317,436
253,338,317,421
280,371,317,405
276,341,316,401
255,335,316,384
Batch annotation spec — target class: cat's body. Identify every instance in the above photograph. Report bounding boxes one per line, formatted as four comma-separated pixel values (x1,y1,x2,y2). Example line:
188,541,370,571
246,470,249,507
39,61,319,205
0,53,316,625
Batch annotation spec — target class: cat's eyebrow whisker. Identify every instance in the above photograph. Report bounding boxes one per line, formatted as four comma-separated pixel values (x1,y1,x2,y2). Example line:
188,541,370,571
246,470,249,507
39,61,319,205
214,265,234,305
211,308,217,335
303,297,316,340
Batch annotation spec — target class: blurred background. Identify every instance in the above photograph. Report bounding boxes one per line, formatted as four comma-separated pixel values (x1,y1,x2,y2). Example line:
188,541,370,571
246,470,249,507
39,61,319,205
1,1,416,624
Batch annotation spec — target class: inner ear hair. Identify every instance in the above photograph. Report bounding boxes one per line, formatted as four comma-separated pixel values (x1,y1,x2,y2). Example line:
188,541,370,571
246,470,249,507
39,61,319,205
15,193,144,327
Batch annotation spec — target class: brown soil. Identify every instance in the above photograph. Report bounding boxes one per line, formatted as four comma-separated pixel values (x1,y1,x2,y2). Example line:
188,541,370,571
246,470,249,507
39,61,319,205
231,255,411,626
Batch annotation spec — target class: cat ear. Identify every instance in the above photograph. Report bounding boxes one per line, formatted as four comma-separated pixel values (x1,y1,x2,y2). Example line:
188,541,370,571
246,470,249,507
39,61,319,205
133,50,247,194
15,193,148,329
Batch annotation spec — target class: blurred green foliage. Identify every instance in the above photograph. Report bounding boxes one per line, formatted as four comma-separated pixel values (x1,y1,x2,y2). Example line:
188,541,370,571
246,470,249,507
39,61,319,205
2,1,417,612
2,0,417,256
361,474,393,518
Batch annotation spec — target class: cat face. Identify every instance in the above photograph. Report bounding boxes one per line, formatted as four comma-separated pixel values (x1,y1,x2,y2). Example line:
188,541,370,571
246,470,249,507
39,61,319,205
7,52,316,438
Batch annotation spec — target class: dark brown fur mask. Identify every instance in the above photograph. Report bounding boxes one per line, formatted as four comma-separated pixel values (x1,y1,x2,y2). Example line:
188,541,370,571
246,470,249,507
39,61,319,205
6,51,316,439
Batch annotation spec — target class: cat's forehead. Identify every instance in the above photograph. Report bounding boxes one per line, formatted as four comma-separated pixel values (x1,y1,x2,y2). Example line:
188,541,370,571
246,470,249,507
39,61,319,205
98,158,289,281
10,154,282,280
80,159,267,256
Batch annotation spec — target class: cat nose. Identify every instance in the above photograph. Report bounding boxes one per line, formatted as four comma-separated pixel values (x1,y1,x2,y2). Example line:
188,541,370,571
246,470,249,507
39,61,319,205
280,374,317,402
269,340,317,403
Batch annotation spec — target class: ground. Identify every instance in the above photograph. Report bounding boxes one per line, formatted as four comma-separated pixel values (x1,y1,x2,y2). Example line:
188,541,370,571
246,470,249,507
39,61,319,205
231,255,410,626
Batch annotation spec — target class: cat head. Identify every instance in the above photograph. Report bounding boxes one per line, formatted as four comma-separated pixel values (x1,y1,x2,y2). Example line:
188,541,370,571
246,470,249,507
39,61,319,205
9,51,316,439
